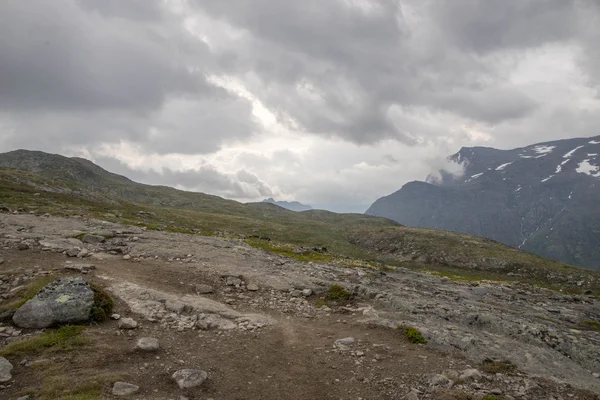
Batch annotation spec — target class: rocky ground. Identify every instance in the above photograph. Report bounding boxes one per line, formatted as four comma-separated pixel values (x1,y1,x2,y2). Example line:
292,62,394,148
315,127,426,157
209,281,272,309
0,213,599,400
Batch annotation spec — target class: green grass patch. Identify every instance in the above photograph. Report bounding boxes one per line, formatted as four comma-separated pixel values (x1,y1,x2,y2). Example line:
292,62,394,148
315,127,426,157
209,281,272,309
315,299,326,308
482,396,499,400
580,320,600,331
480,358,516,374
400,326,427,344
0,276,55,313
89,282,114,322
0,325,90,356
325,285,351,301
246,238,334,263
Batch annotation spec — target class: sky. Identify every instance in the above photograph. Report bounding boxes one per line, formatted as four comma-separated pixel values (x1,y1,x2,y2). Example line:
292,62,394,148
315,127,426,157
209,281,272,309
1,0,599,212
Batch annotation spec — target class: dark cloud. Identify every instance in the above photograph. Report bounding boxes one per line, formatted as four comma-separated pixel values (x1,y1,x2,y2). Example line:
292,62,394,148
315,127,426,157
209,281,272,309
0,0,258,154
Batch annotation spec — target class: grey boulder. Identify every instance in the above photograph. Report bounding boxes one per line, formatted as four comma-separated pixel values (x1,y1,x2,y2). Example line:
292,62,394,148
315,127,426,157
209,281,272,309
195,284,214,294
0,356,13,382
12,277,94,329
172,369,208,389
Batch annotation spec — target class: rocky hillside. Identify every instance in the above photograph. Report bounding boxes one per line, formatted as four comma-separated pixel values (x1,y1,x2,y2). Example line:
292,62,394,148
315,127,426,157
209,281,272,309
0,213,599,399
2,148,600,297
366,135,600,270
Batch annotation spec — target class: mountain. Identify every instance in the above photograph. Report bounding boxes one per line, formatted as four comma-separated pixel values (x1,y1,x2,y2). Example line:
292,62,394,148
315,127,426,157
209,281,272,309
366,135,600,270
262,198,312,212
2,149,597,294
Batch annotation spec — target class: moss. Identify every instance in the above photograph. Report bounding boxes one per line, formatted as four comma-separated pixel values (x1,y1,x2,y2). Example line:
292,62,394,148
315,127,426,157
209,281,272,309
315,299,326,308
325,285,351,301
482,396,499,400
89,282,114,322
580,320,600,331
480,358,516,374
400,326,427,344
73,233,86,240
0,325,90,356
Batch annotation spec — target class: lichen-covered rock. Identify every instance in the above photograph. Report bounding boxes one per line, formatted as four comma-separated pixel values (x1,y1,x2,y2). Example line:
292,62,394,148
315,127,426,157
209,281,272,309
12,277,94,328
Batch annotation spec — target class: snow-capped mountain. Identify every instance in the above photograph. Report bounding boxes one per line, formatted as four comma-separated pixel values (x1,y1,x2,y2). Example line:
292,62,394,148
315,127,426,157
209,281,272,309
366,135,600,270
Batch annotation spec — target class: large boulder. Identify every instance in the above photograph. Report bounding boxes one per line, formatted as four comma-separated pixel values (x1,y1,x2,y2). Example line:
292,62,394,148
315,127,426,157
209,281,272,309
13,277,94,328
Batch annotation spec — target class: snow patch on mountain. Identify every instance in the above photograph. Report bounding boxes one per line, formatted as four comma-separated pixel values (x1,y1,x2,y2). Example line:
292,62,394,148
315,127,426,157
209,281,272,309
590,140,600,144
495,162,512,171
541,175,554,182
563,145,585,158
576,160,600,178
532,145,556,156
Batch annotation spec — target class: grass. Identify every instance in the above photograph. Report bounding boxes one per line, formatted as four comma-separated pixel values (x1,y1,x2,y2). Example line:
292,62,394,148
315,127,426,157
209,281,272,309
325,285,351,301
89,282,114,322
480,358,516,374
580,320,600,331
0,325,90,356
482,396,499,400
400,326,427,344
0,275,55,313
246,238,335,263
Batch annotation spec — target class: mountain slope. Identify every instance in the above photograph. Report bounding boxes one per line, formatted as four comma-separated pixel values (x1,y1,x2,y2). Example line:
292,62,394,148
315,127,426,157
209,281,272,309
366,135,600,270
1,149,599,295
262,198,312,212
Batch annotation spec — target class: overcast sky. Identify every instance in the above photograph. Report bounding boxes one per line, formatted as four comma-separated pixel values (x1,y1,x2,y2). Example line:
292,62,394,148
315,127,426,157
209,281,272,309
1,0,599,212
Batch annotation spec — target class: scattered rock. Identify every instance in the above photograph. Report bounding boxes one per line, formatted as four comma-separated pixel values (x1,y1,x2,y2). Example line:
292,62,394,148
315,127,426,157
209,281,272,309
0,258,4,264
226,276,242,286
63,263,96,273
12,277,94,329
593,372,600,379
112,381,139,396
290,290,302,297
302,288,313,297
490,388,503,395
404,391,419,400
136,337,160,352
17,243,30,250
111,313,121,320
0,357,13,382
247,283,259,291
81,234,105,244
334,337,355,346
77,248,89,258
17,396,32,400
172,369,208,389
122,254,131,260
195,284,214,294
429,374,449,387
118,317,138,329
66,248,80,257
459,369,482,381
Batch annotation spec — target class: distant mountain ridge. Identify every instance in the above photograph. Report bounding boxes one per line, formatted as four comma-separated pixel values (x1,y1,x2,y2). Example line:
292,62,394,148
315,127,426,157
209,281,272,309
262,198,312,212
366,135,600,270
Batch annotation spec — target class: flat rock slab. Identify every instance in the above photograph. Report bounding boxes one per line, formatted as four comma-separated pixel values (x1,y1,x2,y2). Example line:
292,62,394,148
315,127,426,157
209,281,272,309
12,277,94,329
118,317,138,329
112,381,139,396
0,357,13,382
64,264,96,273
172,369,207,389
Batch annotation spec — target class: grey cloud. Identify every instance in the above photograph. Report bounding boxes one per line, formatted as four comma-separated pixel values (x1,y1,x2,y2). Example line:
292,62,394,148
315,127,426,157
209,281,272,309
193,0,579,142
0,0,258,154
432,0,581,53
